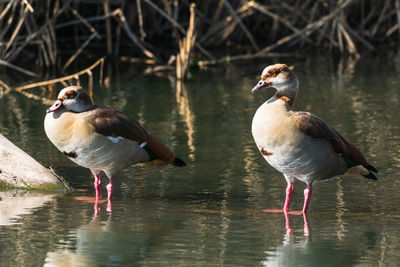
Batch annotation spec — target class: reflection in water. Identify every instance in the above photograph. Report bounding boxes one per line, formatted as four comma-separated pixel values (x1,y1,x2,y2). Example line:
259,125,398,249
44,216,114,266
337,56,357,85
283,212,310,236
335,179,346,240
261,211,383,267
44,199,180,266
74,196,111,217
1,56,400,265
263,213,311,267
5,94,29,147
0,191,55,226
175,80,196,160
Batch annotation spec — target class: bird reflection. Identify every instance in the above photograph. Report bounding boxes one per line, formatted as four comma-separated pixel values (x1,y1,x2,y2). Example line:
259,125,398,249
283,211,310,236
261,212,311,266
44,199,178,266
74,196,111,217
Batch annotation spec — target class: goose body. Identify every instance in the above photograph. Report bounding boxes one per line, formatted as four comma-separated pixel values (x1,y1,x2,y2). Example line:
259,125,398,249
44,86,186,203
252,99,347,185
251,64,377,213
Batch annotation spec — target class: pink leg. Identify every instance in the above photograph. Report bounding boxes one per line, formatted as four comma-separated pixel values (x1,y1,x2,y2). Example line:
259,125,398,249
263,182,294,213
106,178,114,201
93,174,102,198
106,178,114,213
283,182,294,211
302,184,312,213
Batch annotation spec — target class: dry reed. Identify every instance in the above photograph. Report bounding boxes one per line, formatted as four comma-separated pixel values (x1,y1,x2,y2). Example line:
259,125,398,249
0,0,398,80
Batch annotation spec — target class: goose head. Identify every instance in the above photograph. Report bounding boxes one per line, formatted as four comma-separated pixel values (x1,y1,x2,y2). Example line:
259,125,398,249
252,64,299,104
46,86,93,113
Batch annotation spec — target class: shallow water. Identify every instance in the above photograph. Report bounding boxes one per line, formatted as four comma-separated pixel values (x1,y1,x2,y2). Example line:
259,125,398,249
1,55,400,266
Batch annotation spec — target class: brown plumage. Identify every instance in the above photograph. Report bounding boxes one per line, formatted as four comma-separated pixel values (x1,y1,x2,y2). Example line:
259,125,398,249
252,63,377,213
44,86,186,202
292,111,373,170
86,107,176,165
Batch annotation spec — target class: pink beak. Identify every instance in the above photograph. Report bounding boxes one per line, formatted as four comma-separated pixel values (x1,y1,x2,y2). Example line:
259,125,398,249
46,99,63,113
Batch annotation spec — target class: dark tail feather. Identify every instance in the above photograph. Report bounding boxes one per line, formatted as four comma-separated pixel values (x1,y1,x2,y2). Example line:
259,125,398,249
173,157,186,167
363,164,378,180
366,164,378,173
362,171,377,180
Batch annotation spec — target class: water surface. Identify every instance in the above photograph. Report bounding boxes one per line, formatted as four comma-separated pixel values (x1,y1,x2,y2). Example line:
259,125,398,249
1,55,400,266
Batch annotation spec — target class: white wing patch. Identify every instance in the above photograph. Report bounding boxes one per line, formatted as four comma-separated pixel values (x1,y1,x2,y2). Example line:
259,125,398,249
140,142,147,148
107,136,124,143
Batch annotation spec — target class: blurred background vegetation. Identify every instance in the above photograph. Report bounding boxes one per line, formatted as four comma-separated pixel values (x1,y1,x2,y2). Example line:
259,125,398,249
0,0,399,83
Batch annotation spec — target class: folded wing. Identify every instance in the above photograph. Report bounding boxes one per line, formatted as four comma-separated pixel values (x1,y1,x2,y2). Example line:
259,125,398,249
292,111,377,178
86,107,176,165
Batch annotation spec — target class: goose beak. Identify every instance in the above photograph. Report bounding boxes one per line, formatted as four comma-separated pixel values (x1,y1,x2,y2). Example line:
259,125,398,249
252,78,272,93
46,99,63,113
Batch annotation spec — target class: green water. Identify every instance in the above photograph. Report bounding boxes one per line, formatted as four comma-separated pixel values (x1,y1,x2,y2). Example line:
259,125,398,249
1,55,400,266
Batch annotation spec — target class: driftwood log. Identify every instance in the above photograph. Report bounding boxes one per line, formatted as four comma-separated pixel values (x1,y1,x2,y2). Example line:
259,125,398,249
0,133,71,191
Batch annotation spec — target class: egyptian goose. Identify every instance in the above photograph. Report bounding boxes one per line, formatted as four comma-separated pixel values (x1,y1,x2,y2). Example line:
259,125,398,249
44,86,186,201
251,64,377,213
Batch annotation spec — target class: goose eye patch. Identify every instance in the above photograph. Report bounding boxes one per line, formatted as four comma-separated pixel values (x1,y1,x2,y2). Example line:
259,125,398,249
66,90,78,99
268,69,281,77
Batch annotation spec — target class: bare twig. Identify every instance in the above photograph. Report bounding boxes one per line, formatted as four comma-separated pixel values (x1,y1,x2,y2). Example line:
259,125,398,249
256,0,354,55
224,0,259,51
385,23,400,38
136,0,146,41
0,79,12,97
87,69,93,97
249,2,304,37
0,0,13,21
112,9,156,59
63,32,97,70
338,22,359,58
0,59,37,77
15,57,104,91
22,0,34,13
342,22,374,50
176,3,196,80
142,0,215,60
103,0,113,55
68,7,100,38
5,4,30,52
18,90,54,105
396,0,400,38
1,0,399,73
371,0,391,37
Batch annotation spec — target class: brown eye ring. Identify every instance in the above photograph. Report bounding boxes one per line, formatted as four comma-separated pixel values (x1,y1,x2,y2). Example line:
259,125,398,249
267,68,281,78
66,90,77,99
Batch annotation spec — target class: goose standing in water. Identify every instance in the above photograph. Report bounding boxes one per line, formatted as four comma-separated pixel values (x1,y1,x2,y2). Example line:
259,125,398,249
44,86,186,209
251,64,377,213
